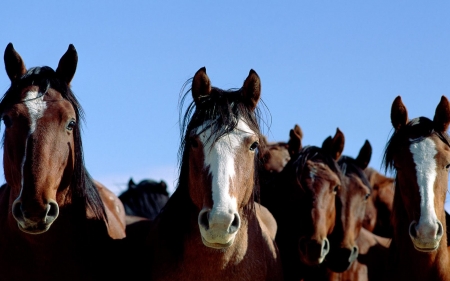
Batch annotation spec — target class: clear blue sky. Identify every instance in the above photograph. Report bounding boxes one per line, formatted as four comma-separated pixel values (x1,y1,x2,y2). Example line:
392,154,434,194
1,1,450,210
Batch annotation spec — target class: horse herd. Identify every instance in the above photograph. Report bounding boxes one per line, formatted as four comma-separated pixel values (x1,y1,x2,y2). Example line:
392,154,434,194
0,43,449,281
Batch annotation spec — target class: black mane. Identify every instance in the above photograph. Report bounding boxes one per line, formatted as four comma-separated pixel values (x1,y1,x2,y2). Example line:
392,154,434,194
286,145,343,192
0,66,106,221
383,117,450,174
338,155,372,191
154,79,266,259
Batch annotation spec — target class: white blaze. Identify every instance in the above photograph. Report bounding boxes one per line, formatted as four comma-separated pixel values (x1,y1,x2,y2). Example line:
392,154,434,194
19,90,47,194
198,119,254,213
409,138,438,227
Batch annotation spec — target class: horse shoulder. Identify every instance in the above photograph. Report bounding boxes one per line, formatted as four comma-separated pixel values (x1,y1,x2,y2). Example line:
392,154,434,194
255,202,277,241
93,180,127,239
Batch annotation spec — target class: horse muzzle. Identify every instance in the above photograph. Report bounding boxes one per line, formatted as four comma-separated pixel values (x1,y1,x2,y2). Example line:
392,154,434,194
198,208,241,249
12,199,59,234
409,220,443,252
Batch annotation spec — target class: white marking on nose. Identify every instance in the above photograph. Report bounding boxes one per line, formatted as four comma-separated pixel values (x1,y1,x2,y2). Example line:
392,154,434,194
198,119,254,213
409,138,438,228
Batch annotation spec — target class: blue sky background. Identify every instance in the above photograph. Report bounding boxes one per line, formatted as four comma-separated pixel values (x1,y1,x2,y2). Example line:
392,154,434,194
1,1,450,210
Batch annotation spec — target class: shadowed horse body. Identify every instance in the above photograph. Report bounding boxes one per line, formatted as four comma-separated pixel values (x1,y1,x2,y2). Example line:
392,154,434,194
146,67,282,280
383,96,450,281
0,43,126,280
119,178,169,220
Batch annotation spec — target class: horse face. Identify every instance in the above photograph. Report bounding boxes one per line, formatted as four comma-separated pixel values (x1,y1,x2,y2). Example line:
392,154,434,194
389,96,450,252
189,119,258,249
3,85,76,234
395,134,448,252
262,142,290,173
297,160,339,266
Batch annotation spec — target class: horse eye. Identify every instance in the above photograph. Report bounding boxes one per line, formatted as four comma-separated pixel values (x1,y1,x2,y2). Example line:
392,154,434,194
66,120,76,131
364,193,371,200
333,185,339,193
2,115,12,128
190,137,199,148
249,141,259,151
446,164,450,170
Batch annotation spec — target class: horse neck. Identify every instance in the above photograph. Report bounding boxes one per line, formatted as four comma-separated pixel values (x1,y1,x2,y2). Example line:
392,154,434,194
390,181,450,280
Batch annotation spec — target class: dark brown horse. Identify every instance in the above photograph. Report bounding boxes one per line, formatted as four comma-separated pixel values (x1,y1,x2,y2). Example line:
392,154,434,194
383,96,450,281
324,139,372,273
0,43,126,280
263,125,344,281
146,67,283,280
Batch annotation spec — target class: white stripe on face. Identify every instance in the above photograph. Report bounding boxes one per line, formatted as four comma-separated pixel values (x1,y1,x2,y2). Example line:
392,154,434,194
198,119,255,213
409,138,438,226
19,90,47,193
23,90,47,134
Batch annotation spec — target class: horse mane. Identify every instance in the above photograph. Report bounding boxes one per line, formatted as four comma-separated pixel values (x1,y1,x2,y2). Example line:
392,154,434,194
154,79,267,259
338,155,372,191
383,117,450,174
285,145,343,192
0,66,106,221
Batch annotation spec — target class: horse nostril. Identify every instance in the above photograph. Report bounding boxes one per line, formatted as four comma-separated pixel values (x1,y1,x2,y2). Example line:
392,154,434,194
409,221,418,238
229,213,241,234
12,201,23,220
45,201,59,223
198,209,210,230
322,238,330,256
436,221,444,238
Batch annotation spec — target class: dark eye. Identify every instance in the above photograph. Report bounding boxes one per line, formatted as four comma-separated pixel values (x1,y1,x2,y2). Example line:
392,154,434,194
446,164,450,170
190,137,199,148
66,120,76,131
333,185,339,193
250,141,259,151
2,115,12,128
364,193,370,200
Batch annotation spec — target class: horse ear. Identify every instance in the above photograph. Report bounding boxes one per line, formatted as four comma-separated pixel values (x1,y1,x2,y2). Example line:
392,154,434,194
433,96,450,132
391,96,408,131
4,43,27,82
192,67,211,105
322,128,345,161
128,178,136,189
242,69,261,111
287,124,303,157
56,44,78,86
356,140,372,170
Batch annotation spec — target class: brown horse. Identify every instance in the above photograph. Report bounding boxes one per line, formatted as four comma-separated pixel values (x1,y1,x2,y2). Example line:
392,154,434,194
363,167,395,237
383,96,450,281
263,125,344,281
0,43,126,280
324,139,372,273
146,67,283,280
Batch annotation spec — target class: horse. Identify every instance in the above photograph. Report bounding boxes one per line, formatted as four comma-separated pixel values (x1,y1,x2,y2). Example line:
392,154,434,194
263,125,344,281
324,139,372,273
363,167,395,238
145,67,283,280
0,43,126,280
383,95,450,281
119,178,170,220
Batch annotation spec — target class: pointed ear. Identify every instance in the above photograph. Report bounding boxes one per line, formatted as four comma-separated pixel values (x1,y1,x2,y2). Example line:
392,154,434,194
128,178,136,189
56,44,78,86
192,67,211,105
287,124,303,157
4,43,27,82
356,140,372,170
391,96,408,131
433,96,450,132
322,128,345,161
242,69,261,111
